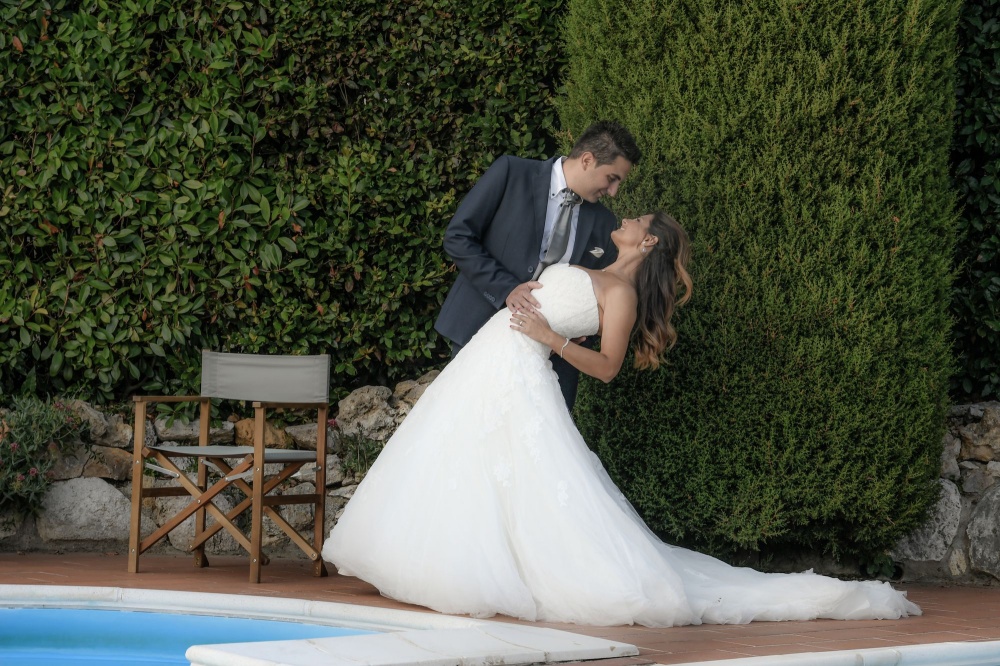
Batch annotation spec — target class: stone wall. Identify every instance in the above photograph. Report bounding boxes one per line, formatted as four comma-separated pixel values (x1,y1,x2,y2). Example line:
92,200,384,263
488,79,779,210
891,401,1000,585
0,371,438,557
2,386,999,588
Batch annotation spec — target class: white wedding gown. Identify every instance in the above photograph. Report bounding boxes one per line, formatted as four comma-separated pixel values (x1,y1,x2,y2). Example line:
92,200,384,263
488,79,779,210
322,264,919,627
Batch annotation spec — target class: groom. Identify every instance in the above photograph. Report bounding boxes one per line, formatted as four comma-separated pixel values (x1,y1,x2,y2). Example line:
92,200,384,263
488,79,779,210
435,120,642,408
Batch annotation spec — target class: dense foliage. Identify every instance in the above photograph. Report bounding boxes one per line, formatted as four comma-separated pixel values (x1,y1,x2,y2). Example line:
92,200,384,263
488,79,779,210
565,0,959,563
0,0,565,401
952,0,1000,400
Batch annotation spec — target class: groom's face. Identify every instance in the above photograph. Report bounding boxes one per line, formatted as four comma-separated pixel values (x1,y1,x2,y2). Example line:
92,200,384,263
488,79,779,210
577,154,632,203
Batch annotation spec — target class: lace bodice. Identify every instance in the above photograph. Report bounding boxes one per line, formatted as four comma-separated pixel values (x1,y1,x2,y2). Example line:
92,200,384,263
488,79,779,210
531,265,600,340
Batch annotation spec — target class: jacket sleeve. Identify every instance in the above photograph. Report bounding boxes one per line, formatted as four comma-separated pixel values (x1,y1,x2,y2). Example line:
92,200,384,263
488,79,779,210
442,156,523,308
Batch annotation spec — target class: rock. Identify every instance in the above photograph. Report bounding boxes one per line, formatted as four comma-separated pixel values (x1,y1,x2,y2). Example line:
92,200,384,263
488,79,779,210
296,454,345,488
330,484,357,499
209,421,235,444
129,419,158,448
948,404,969,420
323,496,344,537
155,418,234,444
65,399,108,440
941,456,961,482
90,413,134,449
154,417,199,442
150,480,241,554
233,418,289,448
337,386,400,441
393,370,439,407
959,427,995,462
941,433,961,481
83,445,134,481
960,461,996,495
284,423,339,452
943,432,961,457
892,479,962,562
279,482,316,529
947,547,969,577
0,509,24,539
65,403,133,449
48,440,89,480
957,403,1000,462
968,483,1000,581
36,478,132,542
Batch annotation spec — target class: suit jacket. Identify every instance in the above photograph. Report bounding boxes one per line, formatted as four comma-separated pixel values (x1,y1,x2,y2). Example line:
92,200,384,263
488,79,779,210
435,155,618,346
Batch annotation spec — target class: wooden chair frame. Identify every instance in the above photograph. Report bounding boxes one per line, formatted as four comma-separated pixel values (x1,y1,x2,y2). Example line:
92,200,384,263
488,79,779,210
127,395,328,583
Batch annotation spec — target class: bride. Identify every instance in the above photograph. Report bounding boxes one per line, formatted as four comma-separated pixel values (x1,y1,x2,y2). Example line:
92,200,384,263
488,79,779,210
322,212,919,627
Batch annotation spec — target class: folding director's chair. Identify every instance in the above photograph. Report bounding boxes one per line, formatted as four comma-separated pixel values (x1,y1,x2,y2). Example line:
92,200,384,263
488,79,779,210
127,350,330,583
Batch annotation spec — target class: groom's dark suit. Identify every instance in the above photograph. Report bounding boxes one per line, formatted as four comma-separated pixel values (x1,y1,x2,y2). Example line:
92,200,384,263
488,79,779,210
435,155,618,407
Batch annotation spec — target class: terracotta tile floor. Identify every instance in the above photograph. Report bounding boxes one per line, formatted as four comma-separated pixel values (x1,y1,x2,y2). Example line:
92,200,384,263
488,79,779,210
2,552,1000,664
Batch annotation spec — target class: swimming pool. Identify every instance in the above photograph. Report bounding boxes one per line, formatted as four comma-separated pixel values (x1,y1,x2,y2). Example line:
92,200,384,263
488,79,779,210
0,585,639,666
1,608,372,665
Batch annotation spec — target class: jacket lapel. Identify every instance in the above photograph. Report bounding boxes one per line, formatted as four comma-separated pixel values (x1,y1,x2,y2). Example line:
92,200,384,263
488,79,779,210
531,158,557,255
570,204,597,265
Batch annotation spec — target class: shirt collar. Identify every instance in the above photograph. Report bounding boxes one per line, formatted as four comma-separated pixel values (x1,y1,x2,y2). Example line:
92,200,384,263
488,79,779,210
550,157,570,200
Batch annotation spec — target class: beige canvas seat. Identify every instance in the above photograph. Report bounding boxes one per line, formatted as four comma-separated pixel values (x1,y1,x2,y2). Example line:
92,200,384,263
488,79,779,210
127,350,330,583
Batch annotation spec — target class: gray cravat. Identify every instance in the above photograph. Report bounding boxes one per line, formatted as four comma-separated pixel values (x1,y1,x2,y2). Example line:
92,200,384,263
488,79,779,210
534,188,582,279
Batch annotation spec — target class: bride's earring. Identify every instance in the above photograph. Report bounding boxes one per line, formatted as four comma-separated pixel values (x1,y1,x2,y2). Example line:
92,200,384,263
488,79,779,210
641,244,647,254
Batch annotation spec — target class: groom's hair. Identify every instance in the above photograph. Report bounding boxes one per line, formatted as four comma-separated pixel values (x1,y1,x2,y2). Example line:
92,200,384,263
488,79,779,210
569,121,642,166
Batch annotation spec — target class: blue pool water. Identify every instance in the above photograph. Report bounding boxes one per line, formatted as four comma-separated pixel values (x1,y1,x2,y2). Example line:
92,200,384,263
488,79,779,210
0,607,373,665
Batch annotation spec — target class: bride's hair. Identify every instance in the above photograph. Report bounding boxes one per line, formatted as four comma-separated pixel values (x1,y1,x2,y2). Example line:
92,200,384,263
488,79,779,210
633,212,692,369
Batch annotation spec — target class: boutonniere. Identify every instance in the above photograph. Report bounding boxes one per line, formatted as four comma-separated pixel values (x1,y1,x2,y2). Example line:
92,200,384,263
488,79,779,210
589,246,604,258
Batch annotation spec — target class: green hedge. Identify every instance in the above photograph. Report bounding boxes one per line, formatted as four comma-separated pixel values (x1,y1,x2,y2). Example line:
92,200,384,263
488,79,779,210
0,0,565,402
952,0,1000,400
565,1,959,563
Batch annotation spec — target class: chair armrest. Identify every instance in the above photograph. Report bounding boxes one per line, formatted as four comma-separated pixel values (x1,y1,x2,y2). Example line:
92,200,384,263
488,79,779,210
132,395,205,404
252,401,329,410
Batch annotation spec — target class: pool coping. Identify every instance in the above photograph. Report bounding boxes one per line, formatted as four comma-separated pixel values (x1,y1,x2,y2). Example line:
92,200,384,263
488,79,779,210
662,639,1000,666
0,584,640,666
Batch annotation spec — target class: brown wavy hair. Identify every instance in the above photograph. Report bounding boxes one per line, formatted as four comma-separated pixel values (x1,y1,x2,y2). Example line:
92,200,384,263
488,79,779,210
633,212,692,370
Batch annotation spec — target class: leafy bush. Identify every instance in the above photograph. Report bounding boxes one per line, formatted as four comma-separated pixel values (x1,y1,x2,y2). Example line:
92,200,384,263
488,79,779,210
952,0,1000,400
564,0,959,563
0,395,88,513
0,0,565,401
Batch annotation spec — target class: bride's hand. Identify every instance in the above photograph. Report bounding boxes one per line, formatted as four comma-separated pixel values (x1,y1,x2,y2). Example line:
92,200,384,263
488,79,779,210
509,309,553,343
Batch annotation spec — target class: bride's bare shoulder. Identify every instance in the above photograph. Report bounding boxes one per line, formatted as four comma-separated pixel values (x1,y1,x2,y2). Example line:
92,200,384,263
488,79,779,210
577,267,637,304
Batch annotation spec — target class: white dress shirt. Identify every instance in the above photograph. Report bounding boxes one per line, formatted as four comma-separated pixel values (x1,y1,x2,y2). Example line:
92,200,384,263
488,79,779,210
538,158,580,265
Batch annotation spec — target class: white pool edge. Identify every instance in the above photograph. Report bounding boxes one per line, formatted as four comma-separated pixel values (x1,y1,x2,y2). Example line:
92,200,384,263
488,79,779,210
0,584,639,666
662,639,1000,666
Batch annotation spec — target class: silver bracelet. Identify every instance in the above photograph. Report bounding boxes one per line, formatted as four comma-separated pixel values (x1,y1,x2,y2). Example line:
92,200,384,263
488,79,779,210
559,337,570,358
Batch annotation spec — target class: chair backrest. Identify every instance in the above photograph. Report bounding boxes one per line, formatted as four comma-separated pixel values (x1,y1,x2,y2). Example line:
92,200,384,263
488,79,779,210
200,351,330,403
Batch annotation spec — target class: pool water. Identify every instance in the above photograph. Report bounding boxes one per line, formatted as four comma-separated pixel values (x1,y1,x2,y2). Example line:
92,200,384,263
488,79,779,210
0,607,373,665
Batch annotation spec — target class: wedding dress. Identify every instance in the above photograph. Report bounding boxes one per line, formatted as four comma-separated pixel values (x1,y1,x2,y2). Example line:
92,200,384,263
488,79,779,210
322,264,919,627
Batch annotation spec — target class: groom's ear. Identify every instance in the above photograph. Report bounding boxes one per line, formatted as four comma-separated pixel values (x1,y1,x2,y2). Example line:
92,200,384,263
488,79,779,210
578,151,596,170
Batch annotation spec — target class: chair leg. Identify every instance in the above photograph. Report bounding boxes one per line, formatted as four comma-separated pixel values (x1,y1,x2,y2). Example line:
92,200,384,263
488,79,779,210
313,405,328,578
249,406,266,583
193,399,211,569
127,399,147,574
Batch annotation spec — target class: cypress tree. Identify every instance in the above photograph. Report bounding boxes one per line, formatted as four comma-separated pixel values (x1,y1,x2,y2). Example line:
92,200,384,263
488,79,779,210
561,1,960,563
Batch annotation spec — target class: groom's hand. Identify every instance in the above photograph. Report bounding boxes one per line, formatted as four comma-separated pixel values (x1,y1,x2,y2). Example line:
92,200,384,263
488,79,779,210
506,281,542,314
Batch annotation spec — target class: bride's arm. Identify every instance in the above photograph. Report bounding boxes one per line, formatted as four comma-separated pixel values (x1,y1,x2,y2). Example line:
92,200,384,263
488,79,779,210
511,286,637,383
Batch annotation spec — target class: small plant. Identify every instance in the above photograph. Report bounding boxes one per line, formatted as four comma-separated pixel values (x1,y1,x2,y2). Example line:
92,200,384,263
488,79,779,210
863,553,901,581
0,395,89,514
335,420,385,481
